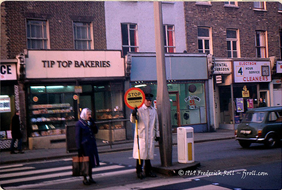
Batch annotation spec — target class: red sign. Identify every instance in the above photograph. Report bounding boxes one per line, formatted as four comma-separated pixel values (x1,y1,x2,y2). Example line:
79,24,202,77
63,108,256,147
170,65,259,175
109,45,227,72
124,88,145,110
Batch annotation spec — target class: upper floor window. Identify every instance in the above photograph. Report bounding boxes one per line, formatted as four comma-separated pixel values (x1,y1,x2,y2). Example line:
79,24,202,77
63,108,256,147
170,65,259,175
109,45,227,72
198,27,212,54
226,29,239,58
224,1,238,7
279,30,282,59
278,3,282,12
255,30,267,58
27,20,48,49
163,25,175,53
73,22,93,50
121,23,138,57
254,2,266,10
196,1,211,6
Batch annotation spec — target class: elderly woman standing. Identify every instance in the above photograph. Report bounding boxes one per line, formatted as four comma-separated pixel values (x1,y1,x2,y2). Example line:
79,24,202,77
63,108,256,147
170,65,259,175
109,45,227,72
75,108,100,185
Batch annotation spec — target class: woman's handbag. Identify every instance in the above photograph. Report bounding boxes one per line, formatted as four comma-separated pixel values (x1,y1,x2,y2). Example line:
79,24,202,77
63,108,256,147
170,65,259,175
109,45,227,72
72,156,89,176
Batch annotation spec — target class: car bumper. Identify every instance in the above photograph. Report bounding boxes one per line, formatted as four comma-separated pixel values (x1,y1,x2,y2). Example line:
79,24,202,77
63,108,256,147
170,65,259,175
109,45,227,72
235,136,265,142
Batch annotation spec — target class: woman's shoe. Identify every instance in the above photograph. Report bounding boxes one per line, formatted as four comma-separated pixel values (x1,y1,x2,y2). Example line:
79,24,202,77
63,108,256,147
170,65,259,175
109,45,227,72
88,178,96,184
83,179,90,185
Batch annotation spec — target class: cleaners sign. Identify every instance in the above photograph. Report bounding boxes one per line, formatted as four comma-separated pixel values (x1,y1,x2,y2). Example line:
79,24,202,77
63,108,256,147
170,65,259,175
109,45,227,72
233,61,271,83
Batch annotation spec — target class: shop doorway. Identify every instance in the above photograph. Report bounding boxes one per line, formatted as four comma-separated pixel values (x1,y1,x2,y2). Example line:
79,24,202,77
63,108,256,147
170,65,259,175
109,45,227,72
218,86,232,124
259,91,269,107
169,91,180,131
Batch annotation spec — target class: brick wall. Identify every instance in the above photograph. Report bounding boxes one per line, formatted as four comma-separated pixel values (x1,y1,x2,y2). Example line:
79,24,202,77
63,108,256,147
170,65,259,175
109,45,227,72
184,2,282,58
1,1,106,59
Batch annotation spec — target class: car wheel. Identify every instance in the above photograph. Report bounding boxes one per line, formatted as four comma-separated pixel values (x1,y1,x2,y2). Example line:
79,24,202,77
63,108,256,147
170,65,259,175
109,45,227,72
239,140,251,148
264,134,277,148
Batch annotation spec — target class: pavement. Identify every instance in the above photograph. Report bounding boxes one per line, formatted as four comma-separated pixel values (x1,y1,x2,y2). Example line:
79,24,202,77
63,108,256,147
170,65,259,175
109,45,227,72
0,129,235,165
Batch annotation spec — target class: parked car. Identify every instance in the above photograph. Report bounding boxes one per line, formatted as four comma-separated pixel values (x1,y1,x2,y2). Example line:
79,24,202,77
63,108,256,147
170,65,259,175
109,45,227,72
235,106,282,148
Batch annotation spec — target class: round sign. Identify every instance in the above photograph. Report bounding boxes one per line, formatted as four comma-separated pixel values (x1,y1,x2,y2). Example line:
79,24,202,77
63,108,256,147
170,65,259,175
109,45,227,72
124,88,145,110
33,96,38,102
73,95,79,100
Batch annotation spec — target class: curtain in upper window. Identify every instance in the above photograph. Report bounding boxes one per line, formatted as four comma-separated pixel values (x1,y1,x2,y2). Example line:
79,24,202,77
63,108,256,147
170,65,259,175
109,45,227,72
27,20,48,49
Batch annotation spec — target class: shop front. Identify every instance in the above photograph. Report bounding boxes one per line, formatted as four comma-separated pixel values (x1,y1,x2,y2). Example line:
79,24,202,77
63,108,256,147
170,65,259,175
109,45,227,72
232,59,272,126
213,58,234,130
272,60,282,106
126,53,210,132
0,59,18,150
24,50,126,149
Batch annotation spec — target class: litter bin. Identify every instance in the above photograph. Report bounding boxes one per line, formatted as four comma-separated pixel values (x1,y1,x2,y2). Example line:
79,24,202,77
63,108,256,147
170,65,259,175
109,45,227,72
177,127,194,163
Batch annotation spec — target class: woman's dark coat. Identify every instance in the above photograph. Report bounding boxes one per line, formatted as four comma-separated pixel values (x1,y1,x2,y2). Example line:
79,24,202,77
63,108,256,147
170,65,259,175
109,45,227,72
75,118,100,167
11,114,22,139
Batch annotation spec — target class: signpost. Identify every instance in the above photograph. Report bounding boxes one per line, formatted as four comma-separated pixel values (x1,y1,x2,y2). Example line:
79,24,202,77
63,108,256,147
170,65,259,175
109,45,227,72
124,87,145,165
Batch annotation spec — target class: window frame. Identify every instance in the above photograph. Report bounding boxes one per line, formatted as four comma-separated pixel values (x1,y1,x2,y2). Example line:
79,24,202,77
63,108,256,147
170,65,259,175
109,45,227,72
197,27,212,55
26,19,49,49
226,29,240,58
121,23,139,57
73,22,93,50
279,3,282,13
280,30,282,59
253,2,267,11
195,1,212,6
163,24,175,53
255,30,268,58
224,1,238,7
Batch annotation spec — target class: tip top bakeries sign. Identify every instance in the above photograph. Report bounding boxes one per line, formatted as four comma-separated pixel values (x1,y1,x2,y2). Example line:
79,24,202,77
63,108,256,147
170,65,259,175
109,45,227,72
233,61,271,83
25,51,124,79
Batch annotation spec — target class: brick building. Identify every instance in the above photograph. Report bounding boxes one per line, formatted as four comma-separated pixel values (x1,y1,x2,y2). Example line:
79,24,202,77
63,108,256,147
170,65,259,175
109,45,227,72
184,1,282,59
183,2,282,129
1,1,106,60
0,1,126,149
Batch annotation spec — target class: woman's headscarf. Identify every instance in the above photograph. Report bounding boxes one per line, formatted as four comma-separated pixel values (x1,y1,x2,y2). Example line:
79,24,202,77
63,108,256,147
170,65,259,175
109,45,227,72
80,108,91,120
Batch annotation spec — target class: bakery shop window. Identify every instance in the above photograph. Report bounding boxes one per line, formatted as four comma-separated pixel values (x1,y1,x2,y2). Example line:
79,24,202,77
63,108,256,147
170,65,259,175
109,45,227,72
29,85,75,137
94,83,125,141
94,83,124,122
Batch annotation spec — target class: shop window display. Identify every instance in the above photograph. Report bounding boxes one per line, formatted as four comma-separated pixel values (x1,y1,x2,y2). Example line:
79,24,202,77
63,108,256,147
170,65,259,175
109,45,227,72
94,83,126,141
29,86,75,137
134,82,207,126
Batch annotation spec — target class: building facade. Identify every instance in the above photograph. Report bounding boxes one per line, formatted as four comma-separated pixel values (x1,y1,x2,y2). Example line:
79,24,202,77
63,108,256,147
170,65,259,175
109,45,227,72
1,1,281,149
184,1,282,129
0,1,127,149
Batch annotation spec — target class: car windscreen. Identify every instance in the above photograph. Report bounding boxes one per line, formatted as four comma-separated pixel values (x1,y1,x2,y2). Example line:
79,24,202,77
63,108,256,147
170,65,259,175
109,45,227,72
243,112,266,123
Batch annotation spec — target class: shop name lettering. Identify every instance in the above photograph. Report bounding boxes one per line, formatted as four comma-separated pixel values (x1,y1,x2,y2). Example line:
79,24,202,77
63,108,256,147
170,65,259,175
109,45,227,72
42,60,111,68
214,63,230,72
243,76,269,82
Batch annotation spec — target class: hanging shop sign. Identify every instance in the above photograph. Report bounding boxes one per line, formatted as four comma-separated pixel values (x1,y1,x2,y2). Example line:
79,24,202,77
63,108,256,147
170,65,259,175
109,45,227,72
124,88,145,110
0,95,11,113
277,61,282,73
25,50,124,79
233,61,271,83
242,85,250,98
0,63,17,80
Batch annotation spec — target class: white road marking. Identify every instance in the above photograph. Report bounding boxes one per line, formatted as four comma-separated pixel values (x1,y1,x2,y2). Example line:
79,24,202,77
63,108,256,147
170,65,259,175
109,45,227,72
0,164,125,184
4,168,136,189
0,167,35,173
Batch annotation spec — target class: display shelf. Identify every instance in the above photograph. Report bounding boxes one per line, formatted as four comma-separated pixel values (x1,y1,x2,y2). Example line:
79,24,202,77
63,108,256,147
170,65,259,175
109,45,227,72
29,103,74,137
